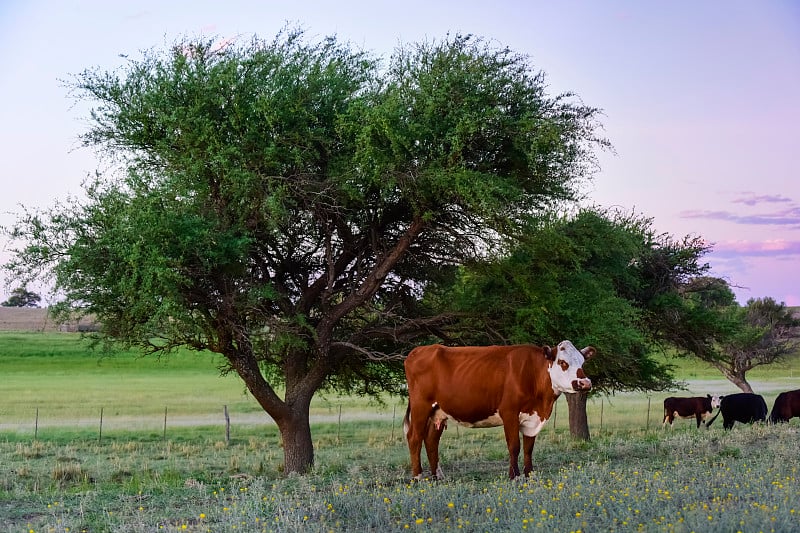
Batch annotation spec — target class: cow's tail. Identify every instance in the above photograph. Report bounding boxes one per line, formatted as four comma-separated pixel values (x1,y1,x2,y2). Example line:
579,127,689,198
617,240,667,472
402,403,411,440
758,395,768,422
705,410,721,428
769,394,784,424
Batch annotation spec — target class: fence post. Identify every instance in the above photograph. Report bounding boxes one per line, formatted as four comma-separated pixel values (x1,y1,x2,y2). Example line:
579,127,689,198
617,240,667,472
646,397,651,431
599,398,604,432
224,405,231,445
99,407,104,443
163,407,168,441
337,405,342,443
553,399,557,430
391,405,396,440
34,407,39,441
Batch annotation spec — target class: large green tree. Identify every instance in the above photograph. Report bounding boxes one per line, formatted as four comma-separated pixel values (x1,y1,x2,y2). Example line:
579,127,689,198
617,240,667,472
433,208,715,438
4,31,605,474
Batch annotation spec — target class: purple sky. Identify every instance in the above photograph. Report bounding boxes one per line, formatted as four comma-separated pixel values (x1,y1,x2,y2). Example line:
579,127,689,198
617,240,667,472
1,0,798,305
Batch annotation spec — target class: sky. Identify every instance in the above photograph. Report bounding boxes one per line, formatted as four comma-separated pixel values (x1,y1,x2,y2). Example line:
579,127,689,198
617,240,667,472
0,0,798,306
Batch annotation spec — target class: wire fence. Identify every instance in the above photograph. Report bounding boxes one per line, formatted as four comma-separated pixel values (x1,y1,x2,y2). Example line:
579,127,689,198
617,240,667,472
0,395,693,445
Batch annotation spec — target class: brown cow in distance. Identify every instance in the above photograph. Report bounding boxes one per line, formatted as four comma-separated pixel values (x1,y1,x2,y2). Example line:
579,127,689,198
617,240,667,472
403,341,594,480
662,395,722,429
770,389,800,423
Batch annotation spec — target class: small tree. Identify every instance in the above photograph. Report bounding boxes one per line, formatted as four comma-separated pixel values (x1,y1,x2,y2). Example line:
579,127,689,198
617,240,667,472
434,208,693,439
1,287,41,307
643,275,799,392
4,31,605,474
709,297,798,392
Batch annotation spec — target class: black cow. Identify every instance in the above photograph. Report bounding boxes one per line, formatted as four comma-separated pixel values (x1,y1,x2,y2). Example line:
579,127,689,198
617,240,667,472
662,395,721,428
769,389,800,423
706,393,767,429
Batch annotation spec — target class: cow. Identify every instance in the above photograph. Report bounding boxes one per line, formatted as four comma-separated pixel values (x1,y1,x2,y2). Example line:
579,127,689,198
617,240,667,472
662,395,722,429
403,341,594,480
705,392,767,429
769,389,800,423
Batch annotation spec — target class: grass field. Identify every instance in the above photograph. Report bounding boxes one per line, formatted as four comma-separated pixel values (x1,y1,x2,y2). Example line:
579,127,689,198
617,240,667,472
2,332,798,434
0,333,391,432
2,332,800,532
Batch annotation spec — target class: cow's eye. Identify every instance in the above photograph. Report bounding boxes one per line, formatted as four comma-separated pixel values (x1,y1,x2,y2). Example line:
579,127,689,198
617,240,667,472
558,360,569,371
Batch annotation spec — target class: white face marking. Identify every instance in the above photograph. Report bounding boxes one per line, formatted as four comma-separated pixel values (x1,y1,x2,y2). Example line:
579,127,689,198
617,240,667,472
548,340,591,393
519,412,547,437
710,395,722,409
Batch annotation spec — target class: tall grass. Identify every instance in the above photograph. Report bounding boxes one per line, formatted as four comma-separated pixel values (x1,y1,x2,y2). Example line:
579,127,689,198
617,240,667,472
2,332,800,531
2,422,799,532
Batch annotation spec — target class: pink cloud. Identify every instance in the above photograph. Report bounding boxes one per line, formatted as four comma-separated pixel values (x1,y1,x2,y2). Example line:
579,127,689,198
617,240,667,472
784,294,800,306
711,239,800,257
681,192,800,228
732,192,793,206
680,207,800,227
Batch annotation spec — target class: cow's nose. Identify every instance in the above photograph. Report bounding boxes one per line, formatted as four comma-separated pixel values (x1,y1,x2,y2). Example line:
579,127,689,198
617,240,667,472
572,378,592,391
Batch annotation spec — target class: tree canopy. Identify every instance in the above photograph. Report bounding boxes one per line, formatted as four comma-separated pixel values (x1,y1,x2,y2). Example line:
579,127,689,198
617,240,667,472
428,208,716,438
1,286,42,308
688,293,799,392
4,31,606,474
434,209,684,391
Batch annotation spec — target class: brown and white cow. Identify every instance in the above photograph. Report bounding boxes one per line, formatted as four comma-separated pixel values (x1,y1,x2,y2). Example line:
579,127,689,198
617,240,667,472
403,341,594,480
770,389,800,423
662,395,722,429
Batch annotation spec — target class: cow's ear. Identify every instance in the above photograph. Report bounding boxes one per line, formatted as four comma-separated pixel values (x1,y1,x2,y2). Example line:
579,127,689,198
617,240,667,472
543,345,555,361
581,346,596,360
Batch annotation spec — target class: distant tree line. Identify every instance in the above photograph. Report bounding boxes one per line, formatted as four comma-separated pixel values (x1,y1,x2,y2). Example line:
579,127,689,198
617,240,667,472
1,286,41,308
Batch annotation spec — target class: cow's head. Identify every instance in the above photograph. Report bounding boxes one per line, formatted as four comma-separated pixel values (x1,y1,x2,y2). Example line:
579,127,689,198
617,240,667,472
708,394,722,409
544,340,594,393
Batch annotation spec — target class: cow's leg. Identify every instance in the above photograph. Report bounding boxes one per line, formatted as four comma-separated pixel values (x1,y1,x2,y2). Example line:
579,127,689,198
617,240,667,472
423,418,446,480
695,414,702,428
406,403,433,480
501,417,522,479
522,434,536,477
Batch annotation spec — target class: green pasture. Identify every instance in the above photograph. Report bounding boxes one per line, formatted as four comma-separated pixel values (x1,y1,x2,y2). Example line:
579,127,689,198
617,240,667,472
2,332,800,532
0,333,388,432
2,332,799,435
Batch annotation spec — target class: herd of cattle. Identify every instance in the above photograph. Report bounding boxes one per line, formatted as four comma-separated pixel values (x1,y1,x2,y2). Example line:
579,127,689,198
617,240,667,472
664,389,800,430
401,340,799,480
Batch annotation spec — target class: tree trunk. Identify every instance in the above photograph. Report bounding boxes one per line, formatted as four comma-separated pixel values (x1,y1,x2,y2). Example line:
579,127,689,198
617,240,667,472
730,376,754,393
713,363,754,393
277,405,315,475
565,391,590,441
226,348,319,475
